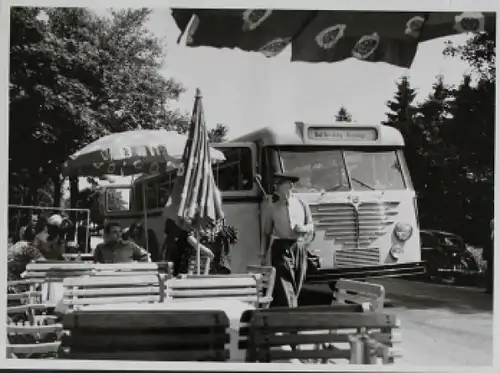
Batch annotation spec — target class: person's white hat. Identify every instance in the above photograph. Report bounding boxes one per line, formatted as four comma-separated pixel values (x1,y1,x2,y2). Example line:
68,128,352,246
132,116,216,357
48,214,64,227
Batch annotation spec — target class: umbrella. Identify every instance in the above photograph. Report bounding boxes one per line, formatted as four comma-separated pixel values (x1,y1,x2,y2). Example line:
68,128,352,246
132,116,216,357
172,9,495,67
61,129,225,177
164,89,225,274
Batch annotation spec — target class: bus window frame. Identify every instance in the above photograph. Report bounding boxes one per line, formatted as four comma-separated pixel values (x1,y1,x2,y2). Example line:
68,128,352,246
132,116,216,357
212,142,258,198
269,145,410,192
104,185,133,213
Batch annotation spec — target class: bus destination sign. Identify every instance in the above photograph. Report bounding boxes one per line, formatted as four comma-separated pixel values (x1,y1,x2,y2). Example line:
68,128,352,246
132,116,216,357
307,127,378,141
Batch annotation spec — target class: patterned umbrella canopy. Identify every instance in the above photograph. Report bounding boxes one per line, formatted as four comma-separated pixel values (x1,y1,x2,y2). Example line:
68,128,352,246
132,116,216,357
172,10,495,67
164,89,224,230
62,129,225,177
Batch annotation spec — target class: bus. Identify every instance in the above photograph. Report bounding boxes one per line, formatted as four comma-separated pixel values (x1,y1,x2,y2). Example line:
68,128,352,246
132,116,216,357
102,122,425,285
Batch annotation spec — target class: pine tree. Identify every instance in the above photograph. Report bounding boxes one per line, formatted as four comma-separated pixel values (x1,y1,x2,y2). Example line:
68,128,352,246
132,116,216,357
334,106,352,122
414,75,454,229
382,76,418,133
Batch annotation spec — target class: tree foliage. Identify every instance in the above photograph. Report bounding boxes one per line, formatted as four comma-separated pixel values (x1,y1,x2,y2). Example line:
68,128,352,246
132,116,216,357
444,31,495,81
9,7,188,210
383,30,495,246
208,123,229,143
334,106,353,122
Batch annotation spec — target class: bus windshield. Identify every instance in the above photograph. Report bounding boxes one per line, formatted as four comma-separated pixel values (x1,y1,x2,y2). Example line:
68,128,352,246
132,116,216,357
277,148,407,192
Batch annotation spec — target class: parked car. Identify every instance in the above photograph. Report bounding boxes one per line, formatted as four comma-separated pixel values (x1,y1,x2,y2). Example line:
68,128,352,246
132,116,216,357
419,230,481,285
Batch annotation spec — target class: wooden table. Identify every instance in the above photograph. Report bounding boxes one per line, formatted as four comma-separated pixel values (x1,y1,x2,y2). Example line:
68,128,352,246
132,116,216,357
80,299,255,362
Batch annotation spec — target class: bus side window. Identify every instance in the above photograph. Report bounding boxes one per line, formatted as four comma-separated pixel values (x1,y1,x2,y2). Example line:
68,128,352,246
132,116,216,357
157,170,177,207
146,183,158,209
213,147,253,191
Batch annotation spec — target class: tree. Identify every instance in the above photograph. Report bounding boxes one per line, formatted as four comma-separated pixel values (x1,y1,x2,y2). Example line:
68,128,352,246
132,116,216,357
334,106,352,122
9,8,188,211
444,31,495,81
413,75,454,229
208,123,229,143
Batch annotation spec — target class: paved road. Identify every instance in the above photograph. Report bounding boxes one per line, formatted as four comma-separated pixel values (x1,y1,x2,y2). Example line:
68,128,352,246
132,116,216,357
300,278,493,366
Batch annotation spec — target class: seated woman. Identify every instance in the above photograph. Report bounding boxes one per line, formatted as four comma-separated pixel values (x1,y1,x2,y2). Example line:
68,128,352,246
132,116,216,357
8,218,49,280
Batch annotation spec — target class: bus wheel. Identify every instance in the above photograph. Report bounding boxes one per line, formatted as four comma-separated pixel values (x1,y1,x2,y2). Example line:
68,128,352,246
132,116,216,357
147,231,159,262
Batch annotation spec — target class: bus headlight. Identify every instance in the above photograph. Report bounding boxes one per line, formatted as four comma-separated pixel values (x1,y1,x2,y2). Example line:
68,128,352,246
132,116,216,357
394,222,413,242
390,244,404,259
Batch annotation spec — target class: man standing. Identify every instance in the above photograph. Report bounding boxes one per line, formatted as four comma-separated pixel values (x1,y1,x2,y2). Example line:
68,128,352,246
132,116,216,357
94,222,150,263
260,173,315,308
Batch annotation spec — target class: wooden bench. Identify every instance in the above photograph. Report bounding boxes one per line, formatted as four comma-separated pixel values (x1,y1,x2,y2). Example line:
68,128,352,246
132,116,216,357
7,303,63,359
166,275,260,306
59,309,230,361
62,274,166,310
239,305,401,364
333,279,386,312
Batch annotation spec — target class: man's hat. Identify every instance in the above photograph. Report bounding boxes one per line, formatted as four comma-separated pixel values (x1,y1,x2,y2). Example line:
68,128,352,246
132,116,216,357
273,172,300,183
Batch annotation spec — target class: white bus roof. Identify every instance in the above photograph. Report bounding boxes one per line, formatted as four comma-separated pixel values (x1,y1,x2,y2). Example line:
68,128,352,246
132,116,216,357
230,122,404,147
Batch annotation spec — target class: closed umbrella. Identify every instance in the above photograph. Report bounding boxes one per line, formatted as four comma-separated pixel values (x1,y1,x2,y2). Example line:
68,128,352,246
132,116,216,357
164,89,224,274
172,9,494,67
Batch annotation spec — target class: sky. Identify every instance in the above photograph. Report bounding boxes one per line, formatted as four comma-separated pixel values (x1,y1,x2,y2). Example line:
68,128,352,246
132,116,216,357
78,8,474,189
144,9,472,139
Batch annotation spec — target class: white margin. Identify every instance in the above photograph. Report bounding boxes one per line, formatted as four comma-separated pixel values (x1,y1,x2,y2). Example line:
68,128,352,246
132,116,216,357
0,0,498,371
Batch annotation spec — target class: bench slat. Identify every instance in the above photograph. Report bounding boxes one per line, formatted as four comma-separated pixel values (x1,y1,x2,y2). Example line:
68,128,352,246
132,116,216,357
63,310,229,329
63,332,230,349
170,288,257,297
64,275,161,287
7,292,42,300
60,349,230,361
257,347,352,361
252,312,399,330
7,323,63,335
244,331,395,348
168,277,257,289
6,341,61,354
7,304,52,314
92,271,158,277
64,286,160,297
64,295,160,306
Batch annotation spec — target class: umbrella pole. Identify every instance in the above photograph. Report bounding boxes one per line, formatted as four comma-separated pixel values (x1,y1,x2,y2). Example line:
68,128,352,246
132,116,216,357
197,228,201,275
142,181,150,256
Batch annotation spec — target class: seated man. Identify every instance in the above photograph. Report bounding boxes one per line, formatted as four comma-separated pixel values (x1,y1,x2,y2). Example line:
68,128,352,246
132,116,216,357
94,222,150,263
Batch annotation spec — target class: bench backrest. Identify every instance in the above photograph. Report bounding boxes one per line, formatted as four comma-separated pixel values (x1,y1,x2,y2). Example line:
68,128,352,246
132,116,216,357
60,309,230,361
166,275,260,306
334,279,386,312
24,262,94,280
62,274,165,310
240,307,400,364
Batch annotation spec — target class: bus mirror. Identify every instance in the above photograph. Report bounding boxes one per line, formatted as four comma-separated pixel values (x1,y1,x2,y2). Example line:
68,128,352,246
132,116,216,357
106,188,131,212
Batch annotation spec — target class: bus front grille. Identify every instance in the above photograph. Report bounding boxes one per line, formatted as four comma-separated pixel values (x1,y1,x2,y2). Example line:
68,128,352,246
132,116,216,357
311,201,400,267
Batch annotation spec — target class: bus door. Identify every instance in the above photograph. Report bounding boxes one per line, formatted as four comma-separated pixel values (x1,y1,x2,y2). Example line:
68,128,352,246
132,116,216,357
212,142,260,273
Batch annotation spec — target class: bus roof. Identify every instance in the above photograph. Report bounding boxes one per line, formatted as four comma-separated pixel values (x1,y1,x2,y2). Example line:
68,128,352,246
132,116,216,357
229,122,404,147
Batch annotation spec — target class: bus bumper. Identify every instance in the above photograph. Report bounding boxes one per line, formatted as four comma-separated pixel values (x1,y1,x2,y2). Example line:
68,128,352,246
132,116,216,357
306,261,426,284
